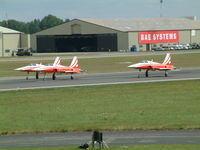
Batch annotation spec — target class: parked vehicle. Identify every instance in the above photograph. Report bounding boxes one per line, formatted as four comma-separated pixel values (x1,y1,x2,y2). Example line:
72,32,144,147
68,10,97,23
152,47,165,51
162,46,174,50
190,43,200,49
152,43,195,51
16,48,32,56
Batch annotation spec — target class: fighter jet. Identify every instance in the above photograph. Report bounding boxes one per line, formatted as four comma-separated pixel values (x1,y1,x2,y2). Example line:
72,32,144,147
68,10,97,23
33,56,82,80
128,53,175,77
15,57,61,80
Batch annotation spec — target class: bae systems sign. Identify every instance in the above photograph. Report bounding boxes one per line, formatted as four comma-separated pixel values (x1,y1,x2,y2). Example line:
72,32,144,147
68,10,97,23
138,31,179,44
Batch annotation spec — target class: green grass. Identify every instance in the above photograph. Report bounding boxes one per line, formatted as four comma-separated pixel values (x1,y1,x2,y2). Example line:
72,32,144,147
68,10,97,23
0,80,200,134
0,53,200,77
1,145,200,150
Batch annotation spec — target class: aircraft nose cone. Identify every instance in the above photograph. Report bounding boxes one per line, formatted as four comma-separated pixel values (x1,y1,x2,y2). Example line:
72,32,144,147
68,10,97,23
128,64,138,68
15,67,23,71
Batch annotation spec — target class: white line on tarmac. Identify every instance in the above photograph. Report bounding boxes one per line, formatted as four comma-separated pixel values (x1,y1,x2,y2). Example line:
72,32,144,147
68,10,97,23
1,77,200,92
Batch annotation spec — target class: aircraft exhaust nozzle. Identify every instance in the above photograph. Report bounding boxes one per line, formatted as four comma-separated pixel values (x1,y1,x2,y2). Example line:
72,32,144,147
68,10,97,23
80,69,86,72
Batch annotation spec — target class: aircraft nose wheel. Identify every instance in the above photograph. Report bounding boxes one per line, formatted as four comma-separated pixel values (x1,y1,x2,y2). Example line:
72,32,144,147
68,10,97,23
71,76,74,80
165,71,168,77
145,70,149,77
36,72,39,79
26,72,29,80
52,73,56,80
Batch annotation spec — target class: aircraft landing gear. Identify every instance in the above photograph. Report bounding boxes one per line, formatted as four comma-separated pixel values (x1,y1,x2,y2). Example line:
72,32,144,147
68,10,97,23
138,69,141,78
52,73,56,80
71,75,74,80
145,70,149,77
36,72,39,79
165,71,168,77
43,73,46,80
26,72,29,80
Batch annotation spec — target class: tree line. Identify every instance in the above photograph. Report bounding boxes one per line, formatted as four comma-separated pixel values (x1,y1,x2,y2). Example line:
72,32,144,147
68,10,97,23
0,14,70,34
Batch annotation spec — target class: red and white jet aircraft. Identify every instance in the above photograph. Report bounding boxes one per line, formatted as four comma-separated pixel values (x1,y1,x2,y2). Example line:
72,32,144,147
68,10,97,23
15,57,61,80
128,53,174,77
33,56,81,80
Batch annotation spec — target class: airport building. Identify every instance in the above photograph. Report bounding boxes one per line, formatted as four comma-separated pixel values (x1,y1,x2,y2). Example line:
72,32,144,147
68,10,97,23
0,26,30,56
31,17,200,52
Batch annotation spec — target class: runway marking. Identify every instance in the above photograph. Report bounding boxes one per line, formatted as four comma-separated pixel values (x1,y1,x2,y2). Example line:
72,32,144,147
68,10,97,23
1,77,200,91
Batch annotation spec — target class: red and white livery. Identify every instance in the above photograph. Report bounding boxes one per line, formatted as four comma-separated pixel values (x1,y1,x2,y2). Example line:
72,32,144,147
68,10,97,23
15,57,61,80
128,53,175,77
33,56,81,80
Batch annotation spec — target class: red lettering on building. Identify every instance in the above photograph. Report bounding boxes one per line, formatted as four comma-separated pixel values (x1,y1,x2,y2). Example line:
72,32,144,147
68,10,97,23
138,31,179,44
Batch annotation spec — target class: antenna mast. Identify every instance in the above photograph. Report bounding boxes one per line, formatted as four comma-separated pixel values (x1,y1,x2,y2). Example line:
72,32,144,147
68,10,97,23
5,13,8,27
160,0,163,17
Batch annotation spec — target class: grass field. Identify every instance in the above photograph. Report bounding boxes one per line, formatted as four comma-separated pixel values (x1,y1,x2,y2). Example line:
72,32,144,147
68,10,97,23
0,80,200,134
0,53,200,77
1,145,200,150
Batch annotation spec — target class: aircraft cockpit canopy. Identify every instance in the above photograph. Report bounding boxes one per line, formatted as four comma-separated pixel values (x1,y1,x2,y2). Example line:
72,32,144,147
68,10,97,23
139,60,149,63
28,64,37,66
46,63,53,66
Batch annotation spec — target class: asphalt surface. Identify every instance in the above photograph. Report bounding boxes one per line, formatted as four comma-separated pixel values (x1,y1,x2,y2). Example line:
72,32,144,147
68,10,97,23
0,68,200,91
0,130,200,148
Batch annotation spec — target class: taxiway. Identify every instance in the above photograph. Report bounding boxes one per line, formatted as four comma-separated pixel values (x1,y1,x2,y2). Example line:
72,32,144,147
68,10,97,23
0,130,200,148
0,68,200,91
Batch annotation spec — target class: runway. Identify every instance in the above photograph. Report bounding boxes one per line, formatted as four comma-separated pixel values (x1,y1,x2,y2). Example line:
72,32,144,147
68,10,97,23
0,130,200,148
0,68,200,91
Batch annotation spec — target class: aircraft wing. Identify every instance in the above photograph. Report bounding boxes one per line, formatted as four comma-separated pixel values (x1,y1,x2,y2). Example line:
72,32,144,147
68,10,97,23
149,64,172,70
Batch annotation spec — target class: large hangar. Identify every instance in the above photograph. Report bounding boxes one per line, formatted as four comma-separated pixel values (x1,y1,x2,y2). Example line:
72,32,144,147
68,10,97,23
31,19,122,53
31,17,200,52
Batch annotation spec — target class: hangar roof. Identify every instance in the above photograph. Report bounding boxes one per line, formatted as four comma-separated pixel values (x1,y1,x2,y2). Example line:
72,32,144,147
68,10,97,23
80,18,200,32
0,26,21,34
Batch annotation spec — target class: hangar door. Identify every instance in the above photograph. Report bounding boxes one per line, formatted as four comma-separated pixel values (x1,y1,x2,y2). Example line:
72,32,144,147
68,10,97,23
37,34,117,52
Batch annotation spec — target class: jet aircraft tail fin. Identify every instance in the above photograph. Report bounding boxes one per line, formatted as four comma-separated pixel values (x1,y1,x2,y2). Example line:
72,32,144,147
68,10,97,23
163,53,172,65
70,56,79,69
53,57,61,66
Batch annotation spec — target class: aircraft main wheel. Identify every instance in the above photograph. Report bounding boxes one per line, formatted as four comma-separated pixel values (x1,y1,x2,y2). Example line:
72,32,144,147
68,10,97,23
145,70,149,77
165,71,168,77
26,72,29,80
36,72,39,79
71,76,74,80
52,74,56,80
138,69,141,78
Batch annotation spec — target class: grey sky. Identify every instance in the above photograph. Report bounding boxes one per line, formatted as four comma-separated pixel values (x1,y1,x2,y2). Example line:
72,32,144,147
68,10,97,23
0,0,199,22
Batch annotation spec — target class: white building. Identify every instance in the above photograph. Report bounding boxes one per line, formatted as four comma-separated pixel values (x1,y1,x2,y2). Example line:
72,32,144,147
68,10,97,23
0,26,30,56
